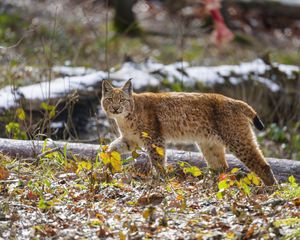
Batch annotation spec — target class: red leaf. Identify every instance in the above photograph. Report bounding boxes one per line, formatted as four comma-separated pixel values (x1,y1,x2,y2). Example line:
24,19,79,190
219,173,228,181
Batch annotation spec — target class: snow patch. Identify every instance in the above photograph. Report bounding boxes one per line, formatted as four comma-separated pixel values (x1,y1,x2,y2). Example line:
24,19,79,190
52,66,96,76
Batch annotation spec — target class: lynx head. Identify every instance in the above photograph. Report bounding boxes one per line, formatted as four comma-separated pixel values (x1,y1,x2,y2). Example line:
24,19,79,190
101,79,134,118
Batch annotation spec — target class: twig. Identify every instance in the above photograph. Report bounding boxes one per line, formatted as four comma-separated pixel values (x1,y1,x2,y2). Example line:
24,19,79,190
0,179,19,184
105,0,110,79
37,147,61,159
0,29,35,50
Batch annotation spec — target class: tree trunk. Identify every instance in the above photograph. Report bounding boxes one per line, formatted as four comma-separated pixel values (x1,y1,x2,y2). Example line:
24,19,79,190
113,0,140,35
0,138,299,183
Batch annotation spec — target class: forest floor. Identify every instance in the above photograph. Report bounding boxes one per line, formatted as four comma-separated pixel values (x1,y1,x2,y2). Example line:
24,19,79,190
0,152,299,239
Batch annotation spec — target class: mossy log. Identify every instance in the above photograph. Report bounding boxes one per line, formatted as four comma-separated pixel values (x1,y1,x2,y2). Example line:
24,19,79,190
0,138,299,183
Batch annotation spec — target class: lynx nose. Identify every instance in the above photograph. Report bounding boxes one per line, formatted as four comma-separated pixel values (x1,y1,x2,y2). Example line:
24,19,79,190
112,106,119,111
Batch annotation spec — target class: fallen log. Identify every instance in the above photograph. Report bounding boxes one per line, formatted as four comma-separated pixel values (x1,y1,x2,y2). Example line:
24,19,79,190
225,0,300,21
0,138,299,183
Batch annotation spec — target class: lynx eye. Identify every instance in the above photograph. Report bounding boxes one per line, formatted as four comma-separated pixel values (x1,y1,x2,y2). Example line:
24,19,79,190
106,98,113,102
120,99,127,103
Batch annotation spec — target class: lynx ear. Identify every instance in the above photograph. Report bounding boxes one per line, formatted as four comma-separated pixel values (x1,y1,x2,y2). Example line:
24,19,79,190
122,78,133,95
102,80,113,94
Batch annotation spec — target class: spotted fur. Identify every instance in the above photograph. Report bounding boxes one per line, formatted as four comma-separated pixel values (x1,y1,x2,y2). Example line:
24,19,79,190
101,79,277,185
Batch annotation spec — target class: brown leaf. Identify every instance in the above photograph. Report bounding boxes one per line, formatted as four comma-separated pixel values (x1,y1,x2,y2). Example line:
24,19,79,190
293,198,300,207
0,165,9,180
96,225,112,238
43,225,57,237
244,224,256,239
138,193,164,206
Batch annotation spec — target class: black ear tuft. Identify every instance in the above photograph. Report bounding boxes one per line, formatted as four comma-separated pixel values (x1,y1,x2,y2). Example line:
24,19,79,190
122,78,133,95
102,80,113,93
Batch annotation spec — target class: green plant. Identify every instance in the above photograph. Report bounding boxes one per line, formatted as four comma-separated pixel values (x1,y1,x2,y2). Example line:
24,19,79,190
216,168,261,199
5,122,27,140
178,162,202,177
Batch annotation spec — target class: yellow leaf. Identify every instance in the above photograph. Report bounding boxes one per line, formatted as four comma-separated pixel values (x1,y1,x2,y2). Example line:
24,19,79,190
229,180,235,186
132,150,140,159
226,231,236,239
231,168,240,174
110,151,122,172
49,109,56,119
141,131,151,139
247,172,254,180
216,191,223,200
218,180,229,190
119,231,126,240
85,161,92,170
16,108,26,120
176,194,184,201
243,177,251,185
99,152,110,165
111,151,121,161
142,208,150,219
101,145,109,152
183,166,202,177
152,144,164,156
252,175,260,186
76,161,92,173
89,218,102,227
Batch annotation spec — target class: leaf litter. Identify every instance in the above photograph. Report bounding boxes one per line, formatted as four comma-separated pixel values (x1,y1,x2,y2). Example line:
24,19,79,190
0,152,299,239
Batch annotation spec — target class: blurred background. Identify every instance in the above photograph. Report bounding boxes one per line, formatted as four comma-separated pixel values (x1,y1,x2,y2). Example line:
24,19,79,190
0,0,300,160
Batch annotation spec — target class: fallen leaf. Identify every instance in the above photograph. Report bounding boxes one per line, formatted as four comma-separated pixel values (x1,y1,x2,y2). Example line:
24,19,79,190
293,198,300,207
138,193,164,206
0,166,9,180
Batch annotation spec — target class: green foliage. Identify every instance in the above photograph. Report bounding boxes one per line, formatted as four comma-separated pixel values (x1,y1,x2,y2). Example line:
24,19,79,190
0,13,27,43
178,162,202,177
273,218,300,228
16,108,26,121
264,123,287,142
38,198,54,210
5,122,27,140
273,218,300,240
258,123,300,160
275,175,300,200
40,102,56,119
216,169,261,199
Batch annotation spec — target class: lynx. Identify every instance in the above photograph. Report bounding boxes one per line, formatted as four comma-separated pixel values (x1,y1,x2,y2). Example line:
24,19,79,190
101,79,277,186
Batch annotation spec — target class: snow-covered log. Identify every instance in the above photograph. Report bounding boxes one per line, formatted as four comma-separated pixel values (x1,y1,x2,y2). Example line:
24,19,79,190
0,58,298,111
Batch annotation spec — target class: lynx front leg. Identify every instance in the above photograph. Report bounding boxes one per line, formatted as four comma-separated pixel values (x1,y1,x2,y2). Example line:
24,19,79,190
198,141,228,170
108,137,135,154
142,137,166,178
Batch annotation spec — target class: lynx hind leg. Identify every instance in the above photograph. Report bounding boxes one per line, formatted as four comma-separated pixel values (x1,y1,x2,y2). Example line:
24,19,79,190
198,141,228,170
225,128,277,186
